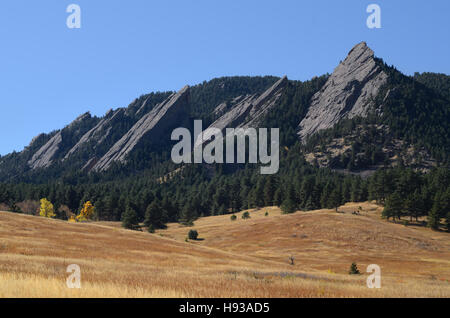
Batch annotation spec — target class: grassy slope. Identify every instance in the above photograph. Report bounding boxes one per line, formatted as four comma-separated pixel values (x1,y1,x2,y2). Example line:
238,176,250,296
0,202,449,298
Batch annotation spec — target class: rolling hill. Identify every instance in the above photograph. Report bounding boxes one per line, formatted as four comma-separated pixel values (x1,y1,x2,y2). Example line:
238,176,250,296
1,202,449,298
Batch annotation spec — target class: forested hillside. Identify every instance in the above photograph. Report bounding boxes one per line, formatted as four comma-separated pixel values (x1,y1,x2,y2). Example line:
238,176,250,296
0,43,448,232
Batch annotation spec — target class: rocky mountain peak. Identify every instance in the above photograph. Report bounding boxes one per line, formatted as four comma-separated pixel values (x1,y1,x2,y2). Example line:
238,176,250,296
298,42,388,141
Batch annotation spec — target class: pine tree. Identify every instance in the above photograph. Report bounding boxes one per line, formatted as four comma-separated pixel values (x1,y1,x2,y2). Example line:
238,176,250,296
281,182,297,214
382,192,403,221
121,206,139,230
263,176,276,206
188,229,198,240
349,262,360,275
180,203,198,226
428,195,442,230
281,197,297,214
273,188,283,207
144,200,168,230
329,187,342,212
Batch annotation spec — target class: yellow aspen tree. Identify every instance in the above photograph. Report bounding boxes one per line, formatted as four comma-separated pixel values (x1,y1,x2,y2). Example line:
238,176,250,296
68,215,76,223
39,198,55,218
76,201,95,222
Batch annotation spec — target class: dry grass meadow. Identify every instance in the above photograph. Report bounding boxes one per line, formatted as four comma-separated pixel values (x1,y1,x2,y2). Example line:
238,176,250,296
0,202,449,298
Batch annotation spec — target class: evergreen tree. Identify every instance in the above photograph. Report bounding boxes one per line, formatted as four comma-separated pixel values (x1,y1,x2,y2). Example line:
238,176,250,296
188,229,198,240
281,183,297,214
180,203,198,226
121,205,139,230
329,187,342,212
144,200,168,230
382,192,403,221
273,188,283,207
263,176,276,206
428,194,442,230
349,262,360,275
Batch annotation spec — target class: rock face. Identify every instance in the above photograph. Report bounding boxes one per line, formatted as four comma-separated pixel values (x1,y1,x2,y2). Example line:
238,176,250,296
92,86,190,171
298,42,388,142
28,132,63,169
197,76,287,146
64,108,124,160
28,112,93,169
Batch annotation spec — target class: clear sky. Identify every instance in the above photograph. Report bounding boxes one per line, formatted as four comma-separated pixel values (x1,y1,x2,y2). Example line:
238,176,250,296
0,0,449,155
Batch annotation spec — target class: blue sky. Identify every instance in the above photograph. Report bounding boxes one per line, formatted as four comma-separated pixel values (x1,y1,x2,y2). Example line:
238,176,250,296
0,0,449,155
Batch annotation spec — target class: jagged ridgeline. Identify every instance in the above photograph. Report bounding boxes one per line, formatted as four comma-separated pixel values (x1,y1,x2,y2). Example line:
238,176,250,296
0,42,449,224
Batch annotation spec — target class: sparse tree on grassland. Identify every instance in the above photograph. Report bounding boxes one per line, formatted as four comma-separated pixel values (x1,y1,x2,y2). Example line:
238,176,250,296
188,229,198,240
349,263,360,275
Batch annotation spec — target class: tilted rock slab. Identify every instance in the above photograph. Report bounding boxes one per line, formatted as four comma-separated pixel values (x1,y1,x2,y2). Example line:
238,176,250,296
28,112,92,169
298,42,388,142
92,86,190,171
197,76,287,147
64,108,125,160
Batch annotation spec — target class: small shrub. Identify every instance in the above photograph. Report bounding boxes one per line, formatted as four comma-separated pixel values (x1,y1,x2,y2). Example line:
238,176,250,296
349,262,360,275
188,229,198,240
230,214,237,221
265,211,269,217
242,212,250,219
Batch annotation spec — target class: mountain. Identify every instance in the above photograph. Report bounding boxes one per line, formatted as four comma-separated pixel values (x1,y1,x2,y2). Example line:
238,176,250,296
0,42,449,225
1,42,448,183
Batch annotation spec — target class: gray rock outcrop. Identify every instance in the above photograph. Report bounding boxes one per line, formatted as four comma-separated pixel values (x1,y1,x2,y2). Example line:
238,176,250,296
92,86,190,171
298,42,388,142
28,112,93,169
197,76,287,146
28,131,62,169
64,108,124,160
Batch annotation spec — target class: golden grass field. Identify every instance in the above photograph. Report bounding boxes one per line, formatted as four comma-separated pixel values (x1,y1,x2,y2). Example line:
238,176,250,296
0,202,449,298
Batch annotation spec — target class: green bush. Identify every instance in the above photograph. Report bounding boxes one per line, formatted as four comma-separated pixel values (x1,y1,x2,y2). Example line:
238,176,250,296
230,214,237,221
242,212,250,219
349,262,360,275
188,229,199,240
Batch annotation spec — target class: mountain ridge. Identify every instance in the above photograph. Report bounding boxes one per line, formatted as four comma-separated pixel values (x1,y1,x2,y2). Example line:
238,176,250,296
0,42,448,183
